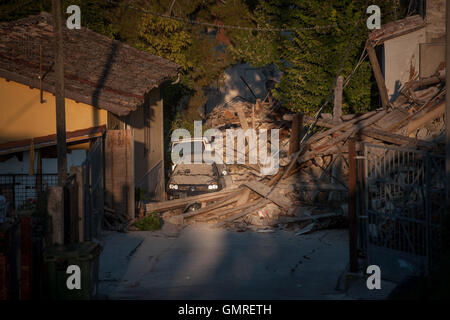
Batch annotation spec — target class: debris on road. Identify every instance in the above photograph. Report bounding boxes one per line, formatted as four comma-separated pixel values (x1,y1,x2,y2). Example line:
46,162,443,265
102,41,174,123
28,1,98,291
134,60,445,233
104,206,134,232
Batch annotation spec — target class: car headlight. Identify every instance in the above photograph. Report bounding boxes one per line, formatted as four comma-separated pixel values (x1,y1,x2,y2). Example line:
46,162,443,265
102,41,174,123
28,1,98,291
222,170,227,176
208,184,218,190
169,184,178,190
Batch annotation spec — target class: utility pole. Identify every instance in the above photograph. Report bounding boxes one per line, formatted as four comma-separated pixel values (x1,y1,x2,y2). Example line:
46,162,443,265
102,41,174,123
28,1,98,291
332,76,343,186
288,113,302,156
52,0,67,186
333,75,343,123
348,138,358,273
366,42,390,110
447,0,450,201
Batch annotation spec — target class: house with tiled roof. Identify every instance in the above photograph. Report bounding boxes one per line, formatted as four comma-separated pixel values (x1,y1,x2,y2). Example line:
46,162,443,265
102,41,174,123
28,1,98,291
0,12,179,208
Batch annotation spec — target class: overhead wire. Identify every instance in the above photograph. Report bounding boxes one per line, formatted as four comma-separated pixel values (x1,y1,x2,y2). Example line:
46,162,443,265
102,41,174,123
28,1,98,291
300,0,371,145
126,2,358,33
124,0,375,141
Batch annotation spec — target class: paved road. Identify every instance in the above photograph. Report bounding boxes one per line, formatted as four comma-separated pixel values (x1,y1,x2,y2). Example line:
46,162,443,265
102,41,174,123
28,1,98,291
98,224,395,299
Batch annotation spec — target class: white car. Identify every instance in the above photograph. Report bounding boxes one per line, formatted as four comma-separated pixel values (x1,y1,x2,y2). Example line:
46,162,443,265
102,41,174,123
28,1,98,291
170,137,231,185
170,137,214,171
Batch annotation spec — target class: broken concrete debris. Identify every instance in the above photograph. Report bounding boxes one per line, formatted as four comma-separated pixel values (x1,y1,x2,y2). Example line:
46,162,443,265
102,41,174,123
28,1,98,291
134,64,445,233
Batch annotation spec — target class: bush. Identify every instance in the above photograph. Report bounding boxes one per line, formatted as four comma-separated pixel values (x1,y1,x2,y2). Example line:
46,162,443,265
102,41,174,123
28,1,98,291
133,212,162,231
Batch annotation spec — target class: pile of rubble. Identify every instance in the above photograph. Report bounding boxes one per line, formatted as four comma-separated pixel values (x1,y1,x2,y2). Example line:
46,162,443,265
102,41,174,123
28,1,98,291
138,65,446,232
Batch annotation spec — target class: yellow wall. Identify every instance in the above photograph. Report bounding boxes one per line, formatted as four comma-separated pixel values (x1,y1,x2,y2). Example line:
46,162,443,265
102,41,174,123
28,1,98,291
0,77,107,144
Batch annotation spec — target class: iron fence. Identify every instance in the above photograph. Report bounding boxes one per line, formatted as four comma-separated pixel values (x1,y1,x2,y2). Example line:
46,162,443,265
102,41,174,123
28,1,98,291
358,143,447,282
0,174,58,211
83,137,104,240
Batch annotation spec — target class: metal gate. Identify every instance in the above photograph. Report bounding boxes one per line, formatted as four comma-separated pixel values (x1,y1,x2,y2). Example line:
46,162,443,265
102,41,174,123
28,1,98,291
83,137,104,240
0,174,58,211
359,143,447,282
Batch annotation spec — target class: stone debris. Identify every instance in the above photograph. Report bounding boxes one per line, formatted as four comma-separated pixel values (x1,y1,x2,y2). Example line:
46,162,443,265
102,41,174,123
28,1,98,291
135,63,445,233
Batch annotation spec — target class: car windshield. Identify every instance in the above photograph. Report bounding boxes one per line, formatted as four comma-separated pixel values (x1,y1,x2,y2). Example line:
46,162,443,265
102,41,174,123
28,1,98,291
172,141,205,163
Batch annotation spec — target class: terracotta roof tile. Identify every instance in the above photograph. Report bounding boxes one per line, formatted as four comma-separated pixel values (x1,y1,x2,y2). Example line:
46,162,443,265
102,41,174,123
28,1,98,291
0,12,180,116
369,15,426,44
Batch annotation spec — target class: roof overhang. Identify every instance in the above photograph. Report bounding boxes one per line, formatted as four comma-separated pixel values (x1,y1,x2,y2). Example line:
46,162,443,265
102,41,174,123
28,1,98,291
369,15,426,46
0,125,106,156
0,12,181,117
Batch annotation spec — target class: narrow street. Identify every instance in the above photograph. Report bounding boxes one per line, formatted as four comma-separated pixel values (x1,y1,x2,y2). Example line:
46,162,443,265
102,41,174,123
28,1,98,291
98,224,395,300
1,0,448,305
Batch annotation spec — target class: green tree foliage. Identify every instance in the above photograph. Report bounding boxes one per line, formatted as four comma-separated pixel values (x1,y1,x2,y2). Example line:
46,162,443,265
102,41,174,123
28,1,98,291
0,0,49,21
133,212,162,231
228,0,404,115
1,0,408,117
276,0,370,114
120,0,250,134
61,0,117,37
131,1,240,114
0,0,117,37
136,12,193,70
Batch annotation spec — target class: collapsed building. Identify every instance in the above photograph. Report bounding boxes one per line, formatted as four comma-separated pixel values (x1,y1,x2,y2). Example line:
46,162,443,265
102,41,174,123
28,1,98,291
128,9,447,239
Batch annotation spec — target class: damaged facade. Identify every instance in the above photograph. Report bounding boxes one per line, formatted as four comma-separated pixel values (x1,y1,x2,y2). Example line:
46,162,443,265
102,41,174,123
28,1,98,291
373,2,446,102
136,4,447,246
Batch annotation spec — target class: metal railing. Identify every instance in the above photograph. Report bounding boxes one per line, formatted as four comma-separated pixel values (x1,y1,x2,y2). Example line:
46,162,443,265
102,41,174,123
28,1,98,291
0,174,58,211
358,143,447,282
83,138,104,240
